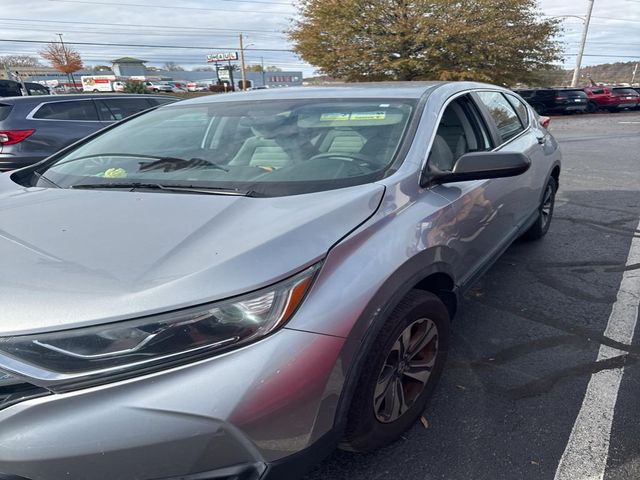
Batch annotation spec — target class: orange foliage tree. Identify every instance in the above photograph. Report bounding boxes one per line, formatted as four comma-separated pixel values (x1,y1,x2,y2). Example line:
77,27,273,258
40,41,83,87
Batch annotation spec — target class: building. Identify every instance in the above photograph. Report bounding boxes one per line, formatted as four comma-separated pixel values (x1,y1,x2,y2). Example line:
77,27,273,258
111,57,147,77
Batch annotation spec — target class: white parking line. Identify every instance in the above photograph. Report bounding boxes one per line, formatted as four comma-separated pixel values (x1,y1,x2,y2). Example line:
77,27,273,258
554,219,640,480
618,121,640,124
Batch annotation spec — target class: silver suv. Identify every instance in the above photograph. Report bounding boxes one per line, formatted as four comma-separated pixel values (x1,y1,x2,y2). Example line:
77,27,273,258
0,82,560,480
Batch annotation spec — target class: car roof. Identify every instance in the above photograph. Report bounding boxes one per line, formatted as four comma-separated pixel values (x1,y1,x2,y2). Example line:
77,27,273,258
173,82,449,106
0,94,172,104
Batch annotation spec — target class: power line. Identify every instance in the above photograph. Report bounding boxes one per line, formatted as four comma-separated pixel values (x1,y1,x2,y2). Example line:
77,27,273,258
47,0,294,15
0,17,286,33
0,38,295,52
0,23,285,39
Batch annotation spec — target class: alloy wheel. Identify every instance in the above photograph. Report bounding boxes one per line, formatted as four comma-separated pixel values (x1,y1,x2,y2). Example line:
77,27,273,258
541,183,554,229
374,318,439,423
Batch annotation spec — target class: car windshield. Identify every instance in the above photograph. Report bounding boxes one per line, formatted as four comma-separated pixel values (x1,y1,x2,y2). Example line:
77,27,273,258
31,98,416,196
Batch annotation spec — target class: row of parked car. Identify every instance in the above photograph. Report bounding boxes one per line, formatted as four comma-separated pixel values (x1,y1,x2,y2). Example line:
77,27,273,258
514,85,640,115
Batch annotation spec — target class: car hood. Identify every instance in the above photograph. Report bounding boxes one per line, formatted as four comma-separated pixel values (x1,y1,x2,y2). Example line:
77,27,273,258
0,174,384,335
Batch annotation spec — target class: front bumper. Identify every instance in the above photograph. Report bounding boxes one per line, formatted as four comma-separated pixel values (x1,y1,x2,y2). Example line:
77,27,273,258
0,329,345,480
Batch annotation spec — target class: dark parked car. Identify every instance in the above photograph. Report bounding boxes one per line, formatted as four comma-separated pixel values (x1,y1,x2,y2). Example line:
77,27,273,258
0,80,23,98
0,94,177,171
513,88,588,115
583,86,640,112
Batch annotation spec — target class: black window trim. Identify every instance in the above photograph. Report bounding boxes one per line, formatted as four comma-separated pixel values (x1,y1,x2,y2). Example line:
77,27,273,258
26,98,102,123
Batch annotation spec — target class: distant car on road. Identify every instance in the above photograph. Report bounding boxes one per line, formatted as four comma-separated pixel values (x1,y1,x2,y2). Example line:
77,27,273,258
144,81,173,93
583,86,640,113
0,94,177,171
513,87,588,115
24,82,50,96
0,82,561,480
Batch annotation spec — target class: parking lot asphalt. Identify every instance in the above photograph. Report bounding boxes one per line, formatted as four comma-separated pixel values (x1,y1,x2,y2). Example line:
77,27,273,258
303,110,640,480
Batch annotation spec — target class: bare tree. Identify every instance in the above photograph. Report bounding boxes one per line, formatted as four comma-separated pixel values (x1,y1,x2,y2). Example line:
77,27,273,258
40,41,83,87
163,62,185,71
0,55,42,67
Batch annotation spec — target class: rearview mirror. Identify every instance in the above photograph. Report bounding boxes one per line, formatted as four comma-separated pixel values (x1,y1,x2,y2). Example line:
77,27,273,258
424,151,531,185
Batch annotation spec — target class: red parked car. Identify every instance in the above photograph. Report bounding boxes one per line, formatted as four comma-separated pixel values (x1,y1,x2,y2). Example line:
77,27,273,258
583,86,640,113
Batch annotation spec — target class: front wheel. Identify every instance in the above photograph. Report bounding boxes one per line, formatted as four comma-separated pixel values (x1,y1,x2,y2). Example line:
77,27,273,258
586,102,599,113
342,290,450,452
522,177,557,241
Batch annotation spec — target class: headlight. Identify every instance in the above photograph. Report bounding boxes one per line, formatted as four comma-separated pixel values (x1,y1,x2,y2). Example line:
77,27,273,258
0,265,319,389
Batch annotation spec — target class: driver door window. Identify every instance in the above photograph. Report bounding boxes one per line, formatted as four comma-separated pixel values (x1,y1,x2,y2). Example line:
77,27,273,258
428,96,492,172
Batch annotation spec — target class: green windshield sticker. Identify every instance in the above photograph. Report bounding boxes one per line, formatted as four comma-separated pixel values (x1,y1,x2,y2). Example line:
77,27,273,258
320,113,351,121
349,111,386,120
320,111,387,121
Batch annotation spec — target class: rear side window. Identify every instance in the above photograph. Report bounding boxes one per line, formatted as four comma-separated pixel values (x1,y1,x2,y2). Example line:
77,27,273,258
476,91,524,143
613,88,638,96
97,98,153,121
505,94,529,127
0,104,12,121
33,101,99,121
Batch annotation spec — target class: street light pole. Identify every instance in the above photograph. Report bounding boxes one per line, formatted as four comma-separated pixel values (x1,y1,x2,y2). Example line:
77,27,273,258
239,33,247,91
571,0,595,87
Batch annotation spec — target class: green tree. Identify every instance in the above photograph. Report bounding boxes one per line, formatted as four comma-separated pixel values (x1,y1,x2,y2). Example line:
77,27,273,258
123,80,148,94
289,0,562,85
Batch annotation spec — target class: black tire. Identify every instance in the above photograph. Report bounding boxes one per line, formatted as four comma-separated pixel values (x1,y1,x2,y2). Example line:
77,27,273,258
341,290,450,452
522,177,557,241
531,103,545,115
586,102,599,113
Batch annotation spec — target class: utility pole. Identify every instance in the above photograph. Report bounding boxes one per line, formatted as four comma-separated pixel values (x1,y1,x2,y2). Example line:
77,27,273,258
239,33,247,91
571,0,595,87
632,63,639,85
261,56,265,87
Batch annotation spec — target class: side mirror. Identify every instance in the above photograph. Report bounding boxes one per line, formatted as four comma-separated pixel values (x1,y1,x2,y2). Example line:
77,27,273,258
424,151,531,185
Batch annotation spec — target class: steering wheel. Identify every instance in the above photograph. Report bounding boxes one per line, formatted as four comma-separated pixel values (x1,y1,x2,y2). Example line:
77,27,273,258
306,152,380,170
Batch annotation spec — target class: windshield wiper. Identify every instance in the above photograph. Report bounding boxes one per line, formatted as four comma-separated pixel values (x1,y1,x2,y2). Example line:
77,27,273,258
70,182,248,196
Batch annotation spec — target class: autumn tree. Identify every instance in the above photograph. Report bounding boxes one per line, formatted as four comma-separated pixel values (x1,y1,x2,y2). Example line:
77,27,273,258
40,41,83,87
289,0,562,85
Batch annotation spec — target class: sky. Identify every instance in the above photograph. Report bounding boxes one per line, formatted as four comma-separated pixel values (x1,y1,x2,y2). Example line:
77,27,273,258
0,0,638,77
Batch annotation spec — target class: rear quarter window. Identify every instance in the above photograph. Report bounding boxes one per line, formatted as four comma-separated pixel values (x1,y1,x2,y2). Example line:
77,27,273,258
505,94,529,127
